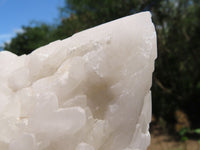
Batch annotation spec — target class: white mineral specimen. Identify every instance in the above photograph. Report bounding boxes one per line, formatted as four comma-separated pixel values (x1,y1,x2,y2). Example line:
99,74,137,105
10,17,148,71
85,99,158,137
0,11,156,150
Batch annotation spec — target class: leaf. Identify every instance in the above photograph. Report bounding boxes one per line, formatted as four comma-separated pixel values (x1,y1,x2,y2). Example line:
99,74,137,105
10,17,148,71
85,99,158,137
179,128,189,136
181,136,188,142
198,140,200,145
197,82,200,89
194,129,200,134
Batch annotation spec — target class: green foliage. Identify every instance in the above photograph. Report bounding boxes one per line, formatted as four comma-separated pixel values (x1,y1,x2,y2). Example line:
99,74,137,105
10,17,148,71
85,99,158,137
198,139,200,145
4,24,56,55
64,0,164,30
3,0,200,130
194,129,200,134
152,0,200,128
53,14,85,39
179,128,190,141
0,46,3,51
178,127,200,142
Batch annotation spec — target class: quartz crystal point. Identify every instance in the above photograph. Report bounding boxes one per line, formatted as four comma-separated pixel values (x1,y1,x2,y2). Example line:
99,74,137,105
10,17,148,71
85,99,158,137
0,11,157,150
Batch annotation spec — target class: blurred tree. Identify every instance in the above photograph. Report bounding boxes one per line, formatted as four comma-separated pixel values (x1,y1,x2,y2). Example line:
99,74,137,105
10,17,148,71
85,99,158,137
152,0,200,128
53,14,84,39
4,24,56,55
62,0,160,28
0,46,3,51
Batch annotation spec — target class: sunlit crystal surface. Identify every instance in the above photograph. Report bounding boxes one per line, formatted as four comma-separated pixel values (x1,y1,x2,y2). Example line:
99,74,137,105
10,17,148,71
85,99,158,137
0,11,157,150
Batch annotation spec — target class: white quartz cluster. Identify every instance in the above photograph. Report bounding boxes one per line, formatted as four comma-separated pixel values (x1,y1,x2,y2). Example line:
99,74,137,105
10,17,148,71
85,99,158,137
0,12,156,150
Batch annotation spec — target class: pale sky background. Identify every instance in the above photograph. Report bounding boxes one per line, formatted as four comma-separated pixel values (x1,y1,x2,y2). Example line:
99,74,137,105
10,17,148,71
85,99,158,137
0,0,65,47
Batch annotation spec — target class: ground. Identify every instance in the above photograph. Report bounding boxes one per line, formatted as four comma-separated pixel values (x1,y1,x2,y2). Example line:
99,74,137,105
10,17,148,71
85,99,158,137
148,132,200,150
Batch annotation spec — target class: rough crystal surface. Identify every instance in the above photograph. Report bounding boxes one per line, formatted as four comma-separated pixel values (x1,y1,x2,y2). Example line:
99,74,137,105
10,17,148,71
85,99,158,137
0,11,157,150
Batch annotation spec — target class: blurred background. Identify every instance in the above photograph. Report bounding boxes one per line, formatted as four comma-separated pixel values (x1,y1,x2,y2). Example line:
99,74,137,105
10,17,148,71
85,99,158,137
0,0,200,149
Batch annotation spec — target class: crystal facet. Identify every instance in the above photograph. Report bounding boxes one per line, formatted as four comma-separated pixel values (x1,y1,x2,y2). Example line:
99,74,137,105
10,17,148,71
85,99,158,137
0,11,157,150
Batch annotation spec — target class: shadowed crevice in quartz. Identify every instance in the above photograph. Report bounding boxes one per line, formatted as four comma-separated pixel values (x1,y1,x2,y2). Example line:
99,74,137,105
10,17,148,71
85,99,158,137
86,80,114,119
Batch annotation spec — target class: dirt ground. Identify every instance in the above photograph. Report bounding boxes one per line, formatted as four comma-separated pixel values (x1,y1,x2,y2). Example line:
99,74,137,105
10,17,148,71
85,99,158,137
148,132,200,150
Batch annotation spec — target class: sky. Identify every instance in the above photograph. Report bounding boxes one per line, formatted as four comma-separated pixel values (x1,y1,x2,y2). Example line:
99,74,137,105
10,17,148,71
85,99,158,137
0,0,65,47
